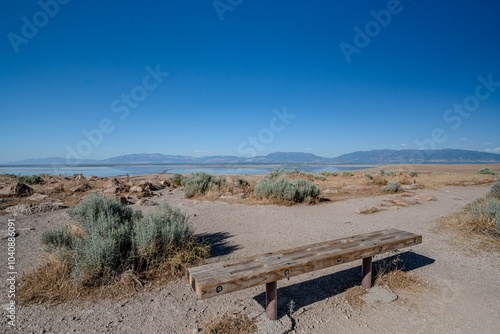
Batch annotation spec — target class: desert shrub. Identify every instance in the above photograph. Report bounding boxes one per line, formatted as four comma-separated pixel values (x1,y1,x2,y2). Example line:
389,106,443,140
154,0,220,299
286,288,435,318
306,173,326,181
381,181,401,193
254,176,320,204
467,197,500,233
378,170,396,176
320,171,337,177
489,182,500,199
232,177,251,193
409,171,418,177
134,204,194,265
170,173,185,186
17,174,44,184
44,193,200,286
364,173,373,180
42,227,75,250
342,171,353,177
181,172,227,198
477,168,497,175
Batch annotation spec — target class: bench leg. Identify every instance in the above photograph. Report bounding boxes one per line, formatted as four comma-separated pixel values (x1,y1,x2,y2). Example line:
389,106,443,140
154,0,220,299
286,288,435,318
361,257,372,289
266,281,278,320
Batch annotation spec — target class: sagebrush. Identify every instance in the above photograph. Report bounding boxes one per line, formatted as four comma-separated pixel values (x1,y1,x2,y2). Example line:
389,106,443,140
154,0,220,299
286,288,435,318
181,172,227,198
39,193,206,287
254,169,320,204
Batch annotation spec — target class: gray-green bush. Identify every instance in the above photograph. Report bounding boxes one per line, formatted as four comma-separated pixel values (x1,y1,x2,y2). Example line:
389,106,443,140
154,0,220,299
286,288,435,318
42,227,75,250
254,172,320,204
489,182,500,199
42,193,196,286
469,197,500,232
17,174,44,184
134,204,193,265
477,168,497,175
409,171,418,177
381,181,401,193
181,172,227,198
170,173,185,186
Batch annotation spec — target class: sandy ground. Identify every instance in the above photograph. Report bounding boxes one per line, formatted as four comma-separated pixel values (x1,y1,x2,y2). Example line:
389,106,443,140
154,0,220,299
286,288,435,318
1,182,499,333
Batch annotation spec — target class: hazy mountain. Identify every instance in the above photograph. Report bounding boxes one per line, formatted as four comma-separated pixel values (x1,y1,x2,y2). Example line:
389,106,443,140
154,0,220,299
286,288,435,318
5,149,500,165
6,157,100,165
331,149,500,164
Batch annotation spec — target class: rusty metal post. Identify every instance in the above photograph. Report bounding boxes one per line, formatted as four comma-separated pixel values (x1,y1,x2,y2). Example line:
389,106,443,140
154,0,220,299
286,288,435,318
361,257,372,289
266,281,278,320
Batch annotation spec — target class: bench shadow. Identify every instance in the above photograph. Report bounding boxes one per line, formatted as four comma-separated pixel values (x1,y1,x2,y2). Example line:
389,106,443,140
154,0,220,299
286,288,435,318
195,232,241,257
253,251,435,319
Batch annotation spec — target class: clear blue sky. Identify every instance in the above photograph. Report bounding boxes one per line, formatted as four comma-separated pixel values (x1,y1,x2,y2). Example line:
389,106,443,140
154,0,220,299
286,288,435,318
1,0,500,163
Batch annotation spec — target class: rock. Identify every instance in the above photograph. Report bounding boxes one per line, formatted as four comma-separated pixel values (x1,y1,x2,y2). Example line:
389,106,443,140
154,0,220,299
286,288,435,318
103,178,126,194
70,184,90,193
28,193,48,201
361,286,398,303
139,181,161,191
0,182,34,197
74,174,85,180
120,197,133,205
415,195,437,202
103,187,121,194
322,189,339,194
5,202,66,215
104,178,122,188
87,175,98,181
136,198,158,206
130,186,144,193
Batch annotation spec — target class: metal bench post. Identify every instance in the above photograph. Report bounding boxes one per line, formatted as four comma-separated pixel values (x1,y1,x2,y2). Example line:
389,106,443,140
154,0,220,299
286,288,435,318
361,257,372,289
266,281,278,320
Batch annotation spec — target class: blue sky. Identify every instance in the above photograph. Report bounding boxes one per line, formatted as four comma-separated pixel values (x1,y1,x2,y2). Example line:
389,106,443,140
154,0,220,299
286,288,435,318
1,0,500,163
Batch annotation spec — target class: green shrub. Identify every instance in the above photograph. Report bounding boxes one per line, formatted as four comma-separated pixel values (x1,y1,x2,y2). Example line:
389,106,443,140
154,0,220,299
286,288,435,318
170,173,185,186
308,173,326,181
17,174,44,184
409,171,418,177
44,193,197,286
488,182,500,199
181,172,227,198
254,176,320,204
469,197,500,232
342,171,353,177
381,181,401,193
42,227,75,250
378,170,396,176
477,168,497,175
364,173,373,180
134,204,193,265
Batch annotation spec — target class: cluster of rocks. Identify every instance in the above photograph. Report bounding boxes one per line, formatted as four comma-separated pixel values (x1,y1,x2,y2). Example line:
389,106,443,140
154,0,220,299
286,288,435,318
0,182,34,197
5,202,67,215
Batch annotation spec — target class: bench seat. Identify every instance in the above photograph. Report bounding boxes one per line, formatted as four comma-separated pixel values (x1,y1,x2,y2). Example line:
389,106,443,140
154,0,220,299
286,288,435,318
187,228,422,319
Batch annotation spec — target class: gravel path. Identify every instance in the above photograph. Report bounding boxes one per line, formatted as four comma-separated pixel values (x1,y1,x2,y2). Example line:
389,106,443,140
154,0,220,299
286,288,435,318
1,184,499,333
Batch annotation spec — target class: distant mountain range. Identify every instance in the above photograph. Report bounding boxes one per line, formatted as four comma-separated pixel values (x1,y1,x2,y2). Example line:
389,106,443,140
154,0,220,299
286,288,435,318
6,149,500,166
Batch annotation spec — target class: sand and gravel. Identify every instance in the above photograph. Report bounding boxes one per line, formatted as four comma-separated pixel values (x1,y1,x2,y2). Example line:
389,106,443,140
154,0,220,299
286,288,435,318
1,182,499,333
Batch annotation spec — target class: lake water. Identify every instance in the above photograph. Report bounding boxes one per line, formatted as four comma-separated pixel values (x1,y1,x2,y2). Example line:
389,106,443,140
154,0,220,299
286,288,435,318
0,164,374,177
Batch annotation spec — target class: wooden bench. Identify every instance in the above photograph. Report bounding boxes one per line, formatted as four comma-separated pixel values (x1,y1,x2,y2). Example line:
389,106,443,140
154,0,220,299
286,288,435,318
187,228,422,320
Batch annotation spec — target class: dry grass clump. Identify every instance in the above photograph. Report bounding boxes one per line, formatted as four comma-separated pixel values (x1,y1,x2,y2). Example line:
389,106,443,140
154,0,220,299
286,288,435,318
201,313,257,334
375,269,420,290
440,193,500,251
358,206,384,214
345,286,367,308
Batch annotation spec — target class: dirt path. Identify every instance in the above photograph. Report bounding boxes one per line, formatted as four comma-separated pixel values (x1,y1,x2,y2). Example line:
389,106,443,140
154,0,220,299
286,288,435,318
1,184,499,333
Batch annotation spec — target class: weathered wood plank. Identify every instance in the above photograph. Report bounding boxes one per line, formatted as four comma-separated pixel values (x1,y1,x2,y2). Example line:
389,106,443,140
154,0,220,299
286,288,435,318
188,228,422,299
